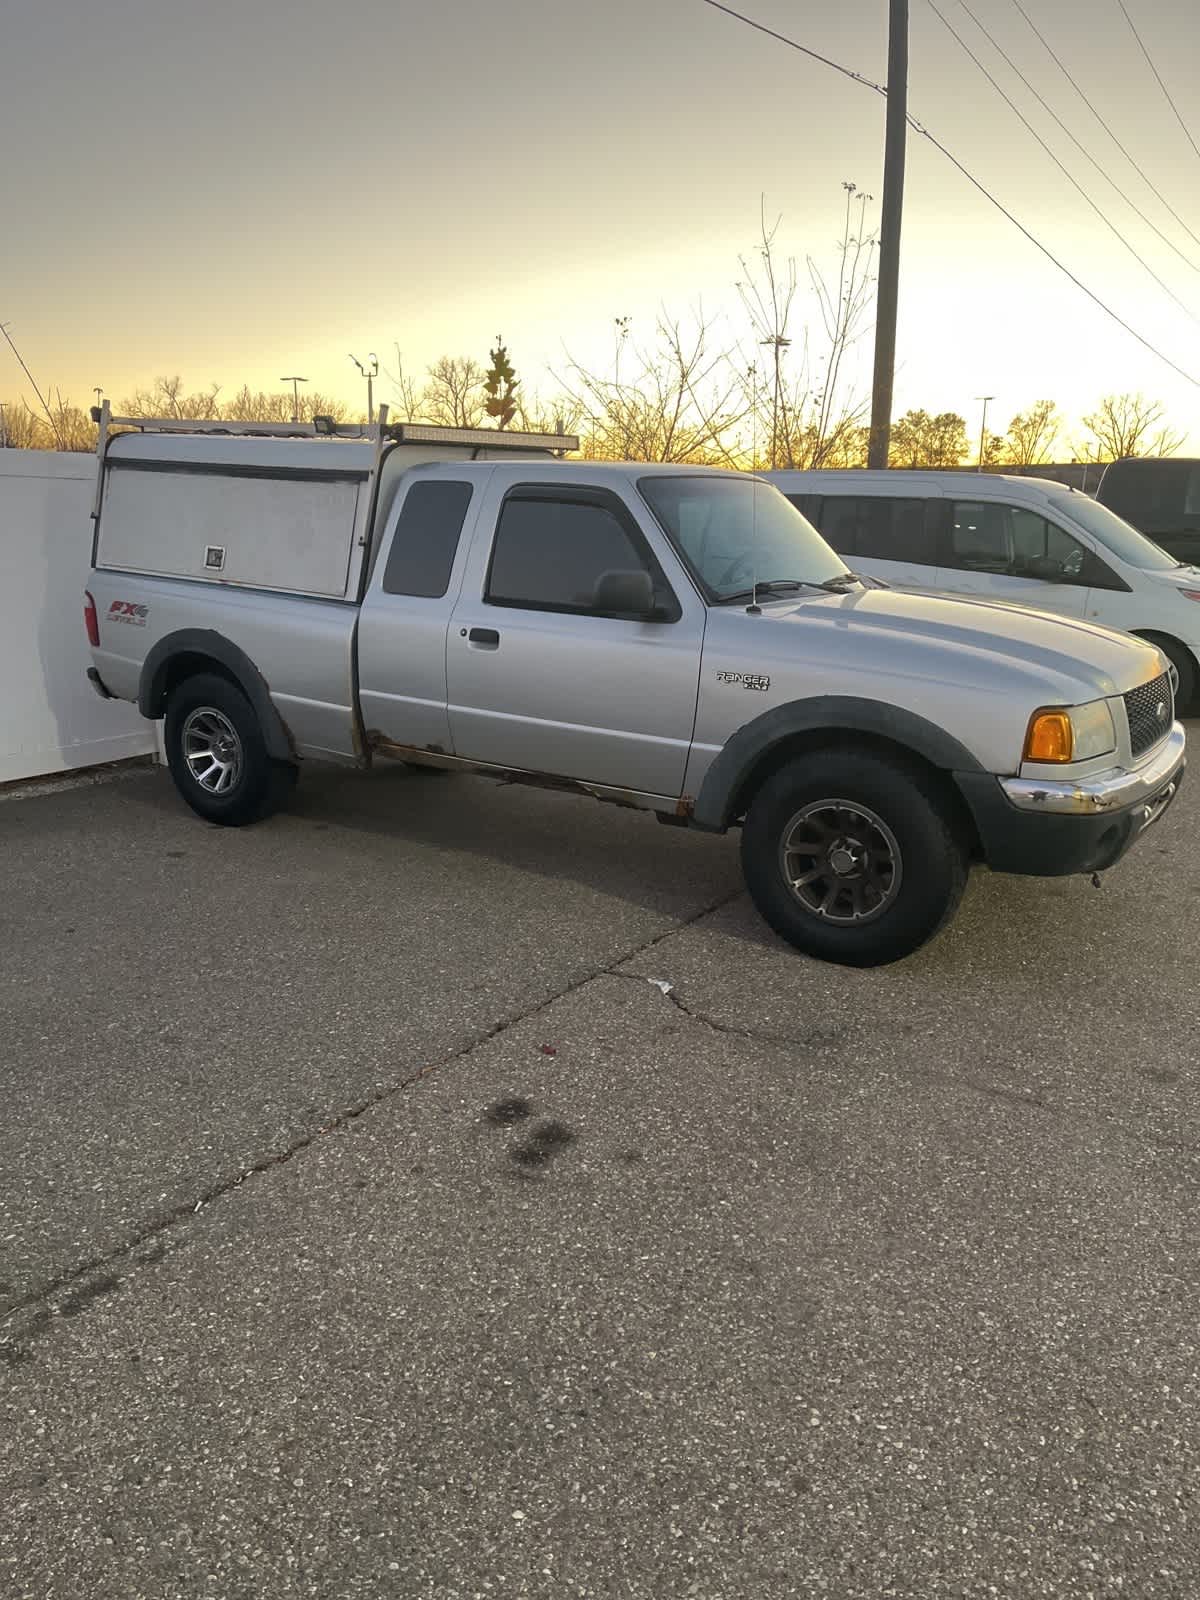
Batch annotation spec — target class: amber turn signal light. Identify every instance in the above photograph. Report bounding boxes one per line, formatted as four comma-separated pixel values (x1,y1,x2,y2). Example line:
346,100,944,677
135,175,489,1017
1023,709,1074,763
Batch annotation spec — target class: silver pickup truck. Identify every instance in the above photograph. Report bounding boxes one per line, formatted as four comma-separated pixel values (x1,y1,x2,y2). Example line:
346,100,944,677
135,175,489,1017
84,409,1186,967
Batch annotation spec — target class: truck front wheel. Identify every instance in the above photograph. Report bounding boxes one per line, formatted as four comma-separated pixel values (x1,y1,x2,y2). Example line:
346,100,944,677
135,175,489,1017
164,673,296,826
740,751,968,967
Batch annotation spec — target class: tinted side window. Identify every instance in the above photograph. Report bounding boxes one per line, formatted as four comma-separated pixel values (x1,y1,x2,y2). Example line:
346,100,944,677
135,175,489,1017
811,495,934,565
811,495,862,557
946,501,1010,573
382,480,473,597
488,495,654,613
856,498,933,564
783,493,822,525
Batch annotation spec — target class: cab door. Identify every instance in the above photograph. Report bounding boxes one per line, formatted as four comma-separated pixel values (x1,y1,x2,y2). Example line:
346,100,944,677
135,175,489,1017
446,480,705,796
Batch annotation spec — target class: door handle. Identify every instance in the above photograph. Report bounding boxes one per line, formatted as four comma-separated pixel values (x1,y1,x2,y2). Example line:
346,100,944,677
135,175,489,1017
467,627,500,648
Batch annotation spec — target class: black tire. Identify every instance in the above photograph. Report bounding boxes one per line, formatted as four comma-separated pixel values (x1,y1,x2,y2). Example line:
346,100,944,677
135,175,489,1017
164,672,297,826
1139,634,1196,715
740,750,968,967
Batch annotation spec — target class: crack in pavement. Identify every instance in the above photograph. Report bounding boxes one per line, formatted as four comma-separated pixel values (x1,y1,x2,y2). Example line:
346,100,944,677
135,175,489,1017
614,973,1200,1152
0,889,744,1349
611,971,846,1052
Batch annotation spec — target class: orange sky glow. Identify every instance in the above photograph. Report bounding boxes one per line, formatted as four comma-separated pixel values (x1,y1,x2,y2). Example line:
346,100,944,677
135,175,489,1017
2,0,1199,452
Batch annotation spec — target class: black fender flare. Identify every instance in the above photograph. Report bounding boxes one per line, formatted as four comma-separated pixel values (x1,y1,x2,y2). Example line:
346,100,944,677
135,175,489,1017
691,696,985,831
138,628,295,763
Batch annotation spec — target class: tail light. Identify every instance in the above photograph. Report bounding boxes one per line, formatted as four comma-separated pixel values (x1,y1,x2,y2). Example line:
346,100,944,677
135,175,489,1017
84,590,100,647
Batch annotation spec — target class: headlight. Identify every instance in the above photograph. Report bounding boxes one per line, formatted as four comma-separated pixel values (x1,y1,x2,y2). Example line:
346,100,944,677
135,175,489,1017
1023,700,1116,764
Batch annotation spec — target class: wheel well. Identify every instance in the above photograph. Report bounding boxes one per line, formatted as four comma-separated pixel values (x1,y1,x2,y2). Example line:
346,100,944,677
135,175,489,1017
1130,630,1196,670
154,652,241,716
727,728,981,855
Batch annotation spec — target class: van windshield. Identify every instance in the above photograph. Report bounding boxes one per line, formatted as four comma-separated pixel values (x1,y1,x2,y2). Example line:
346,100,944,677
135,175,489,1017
1059,494,1179,570
638,475,849,599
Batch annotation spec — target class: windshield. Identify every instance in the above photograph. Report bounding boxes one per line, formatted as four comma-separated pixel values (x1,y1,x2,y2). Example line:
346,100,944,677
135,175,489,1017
638,475,849,600
1058,493,1180,571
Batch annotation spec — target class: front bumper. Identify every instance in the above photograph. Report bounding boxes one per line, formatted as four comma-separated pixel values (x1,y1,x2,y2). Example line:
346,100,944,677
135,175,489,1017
956,724,1186,877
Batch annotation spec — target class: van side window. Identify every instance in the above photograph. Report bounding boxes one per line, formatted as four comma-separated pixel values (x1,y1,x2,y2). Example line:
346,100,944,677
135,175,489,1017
1009,509,1086,578
383,481,473,597
946,501,1088,582
947,501,1010,573
810,495,935,565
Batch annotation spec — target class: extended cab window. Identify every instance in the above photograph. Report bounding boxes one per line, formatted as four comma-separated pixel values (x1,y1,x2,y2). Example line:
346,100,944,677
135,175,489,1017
487,492,674,616
383,480,473,597
812,495,934,565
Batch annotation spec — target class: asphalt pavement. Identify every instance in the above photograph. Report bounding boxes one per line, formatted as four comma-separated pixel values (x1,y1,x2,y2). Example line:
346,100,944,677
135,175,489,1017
2,753,1198,1597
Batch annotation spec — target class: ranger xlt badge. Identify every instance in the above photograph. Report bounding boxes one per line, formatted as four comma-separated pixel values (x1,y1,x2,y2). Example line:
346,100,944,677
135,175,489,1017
717,670,770,691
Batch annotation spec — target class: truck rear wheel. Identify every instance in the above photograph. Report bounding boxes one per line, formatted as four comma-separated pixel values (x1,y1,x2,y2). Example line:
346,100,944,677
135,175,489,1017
164,673,296,826
740,751,968,967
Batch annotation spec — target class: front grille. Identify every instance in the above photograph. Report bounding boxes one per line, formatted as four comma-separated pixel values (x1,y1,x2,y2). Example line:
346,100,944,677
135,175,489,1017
1124,672,1174,759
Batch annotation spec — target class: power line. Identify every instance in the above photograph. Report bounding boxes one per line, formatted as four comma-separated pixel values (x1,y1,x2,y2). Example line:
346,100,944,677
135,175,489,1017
911,122,1200,389
693,0,1200,389
924,0,1200,328
1115,0,1200,166
1007,0,1200,256
697,0,887,96
959,0,1200,276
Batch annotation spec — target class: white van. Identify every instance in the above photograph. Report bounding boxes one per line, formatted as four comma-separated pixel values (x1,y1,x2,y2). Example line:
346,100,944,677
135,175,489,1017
768,469,1200,707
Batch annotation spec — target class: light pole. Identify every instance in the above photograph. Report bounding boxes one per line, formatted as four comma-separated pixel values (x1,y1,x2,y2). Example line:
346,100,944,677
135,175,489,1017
349,353,378,424
760,334,792,468
975,395,995,472
281,375,308,424
0,401,7,448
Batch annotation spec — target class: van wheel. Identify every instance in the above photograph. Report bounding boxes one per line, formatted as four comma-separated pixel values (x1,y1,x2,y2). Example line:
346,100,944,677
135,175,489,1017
1139,634,1195,714
740,751,968,967
165,673,296,826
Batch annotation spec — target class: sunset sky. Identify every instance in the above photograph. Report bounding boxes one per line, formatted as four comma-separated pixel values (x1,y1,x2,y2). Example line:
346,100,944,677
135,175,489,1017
3,0,1199,449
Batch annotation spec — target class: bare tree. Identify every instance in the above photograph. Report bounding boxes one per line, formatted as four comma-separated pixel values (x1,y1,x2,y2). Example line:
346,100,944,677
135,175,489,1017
980,432,1006,469
1004,399,1061,466
220,386,350,424
383,347,423,422
0,400,47,449
889,410,969,469
735,183,877,469
558,312,749,465
422,356,487,429
1080,393,1185,460
0,393,95,451
737,203,798,468
121,375,222,419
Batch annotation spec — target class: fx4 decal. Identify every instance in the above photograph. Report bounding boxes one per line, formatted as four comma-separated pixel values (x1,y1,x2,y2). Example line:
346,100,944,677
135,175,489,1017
109,600,149,627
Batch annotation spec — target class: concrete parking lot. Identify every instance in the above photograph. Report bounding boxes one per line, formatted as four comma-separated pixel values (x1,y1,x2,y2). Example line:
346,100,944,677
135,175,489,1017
2,751,1198,1598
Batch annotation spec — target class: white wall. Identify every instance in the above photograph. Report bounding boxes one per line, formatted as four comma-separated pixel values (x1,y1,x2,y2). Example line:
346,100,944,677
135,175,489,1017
0,450,156,782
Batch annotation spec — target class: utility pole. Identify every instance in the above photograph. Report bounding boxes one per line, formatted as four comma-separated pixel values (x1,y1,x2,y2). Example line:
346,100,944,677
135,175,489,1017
867,0,908,470
349,353,378,425
281,375,308,424
975,395,994,471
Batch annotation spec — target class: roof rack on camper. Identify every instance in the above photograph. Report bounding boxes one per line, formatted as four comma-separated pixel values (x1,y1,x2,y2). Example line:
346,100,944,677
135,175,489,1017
89,400,578,456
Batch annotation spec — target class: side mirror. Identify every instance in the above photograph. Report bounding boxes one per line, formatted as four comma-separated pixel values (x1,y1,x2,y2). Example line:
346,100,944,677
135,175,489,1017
1029,555,1065,582
591,568,656,616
